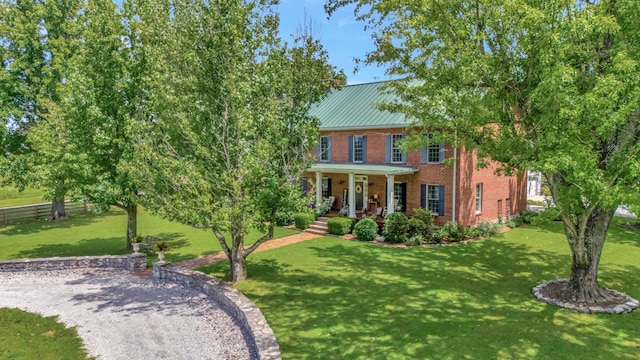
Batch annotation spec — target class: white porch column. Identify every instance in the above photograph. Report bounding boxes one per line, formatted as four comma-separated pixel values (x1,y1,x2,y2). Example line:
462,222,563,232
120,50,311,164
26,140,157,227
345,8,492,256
315,171,322,206
386,174,395,215
348,173,356,218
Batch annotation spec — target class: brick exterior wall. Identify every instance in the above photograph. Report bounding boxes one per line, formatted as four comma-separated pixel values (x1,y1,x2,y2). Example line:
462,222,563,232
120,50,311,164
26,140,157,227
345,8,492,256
305,127,527,226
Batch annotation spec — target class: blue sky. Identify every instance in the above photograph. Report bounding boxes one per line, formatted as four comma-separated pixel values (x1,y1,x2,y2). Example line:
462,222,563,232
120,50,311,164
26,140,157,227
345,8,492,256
277,0,387,84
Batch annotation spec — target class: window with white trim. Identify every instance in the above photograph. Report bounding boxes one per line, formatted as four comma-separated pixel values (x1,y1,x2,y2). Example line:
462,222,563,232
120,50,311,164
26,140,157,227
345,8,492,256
427,134,441,163
475,183,482,214
427,185,440,215
353,135,364,163
319,136,330,162
391,134,404,163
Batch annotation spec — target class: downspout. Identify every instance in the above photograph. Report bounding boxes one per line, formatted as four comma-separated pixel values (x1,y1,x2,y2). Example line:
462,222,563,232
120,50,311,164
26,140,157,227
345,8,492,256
452,131,457,223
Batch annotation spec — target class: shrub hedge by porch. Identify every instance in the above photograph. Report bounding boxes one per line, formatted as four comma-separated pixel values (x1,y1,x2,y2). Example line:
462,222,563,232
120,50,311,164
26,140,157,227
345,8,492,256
293,213,314,230
327,217,355,235
353,218,378,241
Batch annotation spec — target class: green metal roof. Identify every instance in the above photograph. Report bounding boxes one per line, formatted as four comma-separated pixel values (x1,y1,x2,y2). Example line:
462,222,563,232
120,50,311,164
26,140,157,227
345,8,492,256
309,81,409,131
310,163,418,175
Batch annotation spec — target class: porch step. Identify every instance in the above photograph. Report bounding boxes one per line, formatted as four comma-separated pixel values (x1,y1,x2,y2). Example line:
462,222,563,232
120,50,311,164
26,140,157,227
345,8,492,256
304,218,329,235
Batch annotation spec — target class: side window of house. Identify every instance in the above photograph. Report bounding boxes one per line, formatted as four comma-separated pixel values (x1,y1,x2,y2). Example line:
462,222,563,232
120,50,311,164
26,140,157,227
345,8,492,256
420,184,445,216
319,136,331,162
475,183,483,214
421,133,445,163
349,135,367,163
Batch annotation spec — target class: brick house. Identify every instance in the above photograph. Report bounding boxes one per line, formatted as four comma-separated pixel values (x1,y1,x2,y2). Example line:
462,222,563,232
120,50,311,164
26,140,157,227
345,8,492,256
303,81,527,226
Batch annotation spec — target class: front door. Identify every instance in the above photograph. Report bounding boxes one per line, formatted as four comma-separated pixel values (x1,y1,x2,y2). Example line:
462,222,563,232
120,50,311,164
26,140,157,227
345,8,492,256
355,181,364,211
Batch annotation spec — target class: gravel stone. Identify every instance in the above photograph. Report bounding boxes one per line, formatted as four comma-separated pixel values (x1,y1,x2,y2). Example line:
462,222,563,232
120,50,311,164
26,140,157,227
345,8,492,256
0,269,251,359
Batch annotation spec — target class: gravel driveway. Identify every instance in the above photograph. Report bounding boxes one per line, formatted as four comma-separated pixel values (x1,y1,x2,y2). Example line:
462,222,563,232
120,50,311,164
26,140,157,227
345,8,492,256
0,269,253,359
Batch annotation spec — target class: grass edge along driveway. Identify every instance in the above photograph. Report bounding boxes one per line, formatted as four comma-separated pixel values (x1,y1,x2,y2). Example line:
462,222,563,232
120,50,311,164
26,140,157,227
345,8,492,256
199,219,640,360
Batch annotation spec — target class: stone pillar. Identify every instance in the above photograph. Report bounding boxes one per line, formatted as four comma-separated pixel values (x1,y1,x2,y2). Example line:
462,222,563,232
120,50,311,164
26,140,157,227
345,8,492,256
315,171,322,206
386,174,395,215
348,173,356,218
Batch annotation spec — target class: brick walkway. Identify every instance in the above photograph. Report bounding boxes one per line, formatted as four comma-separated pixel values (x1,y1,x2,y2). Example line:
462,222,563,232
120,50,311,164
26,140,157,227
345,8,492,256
133,231,320,278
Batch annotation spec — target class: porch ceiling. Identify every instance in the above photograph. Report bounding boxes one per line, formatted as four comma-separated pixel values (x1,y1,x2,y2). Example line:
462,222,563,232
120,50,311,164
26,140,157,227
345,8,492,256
310,163,419,176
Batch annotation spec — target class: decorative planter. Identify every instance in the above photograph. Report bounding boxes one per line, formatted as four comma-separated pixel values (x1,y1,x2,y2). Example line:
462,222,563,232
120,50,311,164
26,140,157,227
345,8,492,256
158,251,165,262
132,243,140,253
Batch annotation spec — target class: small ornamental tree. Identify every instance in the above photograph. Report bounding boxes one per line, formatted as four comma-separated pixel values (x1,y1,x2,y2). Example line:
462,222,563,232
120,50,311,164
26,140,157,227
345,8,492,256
327,0,640,308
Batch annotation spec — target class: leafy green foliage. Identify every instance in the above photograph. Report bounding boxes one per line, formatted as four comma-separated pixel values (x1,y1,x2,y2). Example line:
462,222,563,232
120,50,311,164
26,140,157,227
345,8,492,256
274,212,294,227
353,218,378,241
411,208,434,227
133,0,340,281
326,0,640,300
475,221,502,237
405,234,423,246
327,217,355,236
407,217,428,240
293,213,314,230
441,222,468,243
382,212,409,243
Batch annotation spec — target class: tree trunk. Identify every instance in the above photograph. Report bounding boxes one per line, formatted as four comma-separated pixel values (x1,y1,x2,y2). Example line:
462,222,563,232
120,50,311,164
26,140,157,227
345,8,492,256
126,206,137,250
563,206,615,303
48,198,67,220
228,214,247,282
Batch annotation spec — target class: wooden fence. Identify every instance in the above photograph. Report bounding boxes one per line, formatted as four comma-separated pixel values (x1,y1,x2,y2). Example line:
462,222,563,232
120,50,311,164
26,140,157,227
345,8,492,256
1,201,91,226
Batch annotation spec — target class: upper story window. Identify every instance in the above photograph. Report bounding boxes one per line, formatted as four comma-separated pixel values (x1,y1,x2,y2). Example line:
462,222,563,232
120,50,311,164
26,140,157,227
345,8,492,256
386,134,406,164
319,136,331,162
353,135,364,163
392,134,404,163
422,133,445,163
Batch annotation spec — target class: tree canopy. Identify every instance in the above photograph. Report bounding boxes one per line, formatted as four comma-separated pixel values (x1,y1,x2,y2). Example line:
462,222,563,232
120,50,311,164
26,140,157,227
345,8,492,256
327,0,640,309
134,0,341,281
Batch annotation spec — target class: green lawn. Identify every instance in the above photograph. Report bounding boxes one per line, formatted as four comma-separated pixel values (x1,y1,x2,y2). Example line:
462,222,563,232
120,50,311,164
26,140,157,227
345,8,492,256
199,219,640,360
0,207,299,264
0,185,46,208
0,308,92,360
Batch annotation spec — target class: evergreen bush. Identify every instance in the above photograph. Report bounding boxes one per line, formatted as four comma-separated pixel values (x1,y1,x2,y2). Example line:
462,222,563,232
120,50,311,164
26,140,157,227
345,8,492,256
383,212,409,243
327,217,355,235
353,218,378,241
293,212,314,230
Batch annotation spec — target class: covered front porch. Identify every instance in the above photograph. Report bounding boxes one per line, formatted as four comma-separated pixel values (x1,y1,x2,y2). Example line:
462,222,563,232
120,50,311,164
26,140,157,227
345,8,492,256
309,163,418,219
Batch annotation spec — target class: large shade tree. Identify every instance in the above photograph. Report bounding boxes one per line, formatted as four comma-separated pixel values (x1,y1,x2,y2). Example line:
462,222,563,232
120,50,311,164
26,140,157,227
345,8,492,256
327,0,640,309
0,0,83,218
58,0,151,248
135,0,341,282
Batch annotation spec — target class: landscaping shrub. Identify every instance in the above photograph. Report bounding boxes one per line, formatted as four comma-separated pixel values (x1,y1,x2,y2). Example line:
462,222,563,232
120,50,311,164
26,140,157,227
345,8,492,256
274,212,294,226
353,218,378,241
428,228,444,244
441,221,468,242
327,217,355,235
411,208,434,227
475,220,501,237
468,227,482,238
532,207,560,225
315,202,329,217
405,234,423,246
383,212,409,243
507,220,517,228
293,212,314,230
407,218,428,239
519,210,539,224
